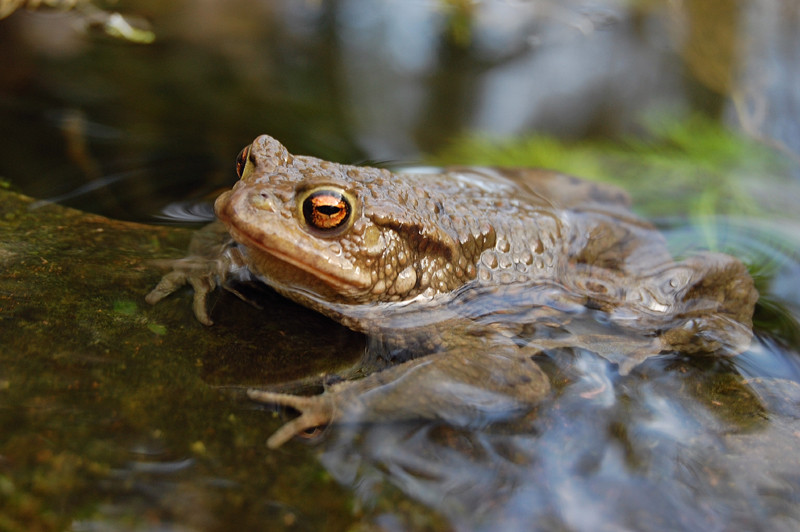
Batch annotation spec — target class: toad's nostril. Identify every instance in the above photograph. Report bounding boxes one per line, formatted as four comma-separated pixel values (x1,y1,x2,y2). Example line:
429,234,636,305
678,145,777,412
249,190,275,211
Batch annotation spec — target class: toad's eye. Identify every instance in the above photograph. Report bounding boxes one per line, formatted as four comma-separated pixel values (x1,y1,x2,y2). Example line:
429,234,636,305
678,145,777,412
235,145,251,178
300,188,353,233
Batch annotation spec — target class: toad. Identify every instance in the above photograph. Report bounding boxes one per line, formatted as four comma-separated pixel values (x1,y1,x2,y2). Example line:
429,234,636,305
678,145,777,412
147,135,758,448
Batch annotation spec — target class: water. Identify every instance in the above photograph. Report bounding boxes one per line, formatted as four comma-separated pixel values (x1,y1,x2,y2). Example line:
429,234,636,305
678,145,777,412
2,1,800,530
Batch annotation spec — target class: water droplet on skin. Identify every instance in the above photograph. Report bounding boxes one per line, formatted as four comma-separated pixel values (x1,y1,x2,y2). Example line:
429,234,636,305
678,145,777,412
482,251,499,269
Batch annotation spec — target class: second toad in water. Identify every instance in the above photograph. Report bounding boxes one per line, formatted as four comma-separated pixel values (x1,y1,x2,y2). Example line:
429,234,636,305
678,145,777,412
147,135,758,448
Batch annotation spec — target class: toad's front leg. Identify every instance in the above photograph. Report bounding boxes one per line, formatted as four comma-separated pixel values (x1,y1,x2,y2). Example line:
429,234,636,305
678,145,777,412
146,221,249,325
249,346,550,448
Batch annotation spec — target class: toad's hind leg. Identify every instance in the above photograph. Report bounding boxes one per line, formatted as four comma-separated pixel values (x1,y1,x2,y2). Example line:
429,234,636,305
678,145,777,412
249,346,550,448
652,252,758,355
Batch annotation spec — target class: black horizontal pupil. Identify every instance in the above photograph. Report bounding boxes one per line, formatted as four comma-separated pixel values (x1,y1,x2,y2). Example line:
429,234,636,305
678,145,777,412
317,205,341,215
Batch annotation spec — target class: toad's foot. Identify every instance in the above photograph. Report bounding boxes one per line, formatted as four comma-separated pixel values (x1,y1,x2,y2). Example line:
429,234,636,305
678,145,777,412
146,257,221,325
247,389,336,449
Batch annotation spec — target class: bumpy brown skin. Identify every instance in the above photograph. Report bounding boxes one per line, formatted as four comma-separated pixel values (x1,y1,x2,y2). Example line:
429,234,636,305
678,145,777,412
147,135,758,448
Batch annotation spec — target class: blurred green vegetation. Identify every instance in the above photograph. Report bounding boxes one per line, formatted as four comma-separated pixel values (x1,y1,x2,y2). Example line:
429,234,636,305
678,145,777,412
430,113,793,220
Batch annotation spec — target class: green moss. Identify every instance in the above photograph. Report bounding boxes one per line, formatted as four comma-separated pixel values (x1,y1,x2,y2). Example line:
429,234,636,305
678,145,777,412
146,322,167,335
112,300,138,316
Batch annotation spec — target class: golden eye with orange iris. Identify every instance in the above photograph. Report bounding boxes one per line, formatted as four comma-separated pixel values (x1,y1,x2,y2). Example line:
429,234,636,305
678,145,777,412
298,187,355,234
235,145,251,178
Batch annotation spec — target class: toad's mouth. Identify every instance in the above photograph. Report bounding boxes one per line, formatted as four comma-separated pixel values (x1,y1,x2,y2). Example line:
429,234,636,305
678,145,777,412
223,219,371,295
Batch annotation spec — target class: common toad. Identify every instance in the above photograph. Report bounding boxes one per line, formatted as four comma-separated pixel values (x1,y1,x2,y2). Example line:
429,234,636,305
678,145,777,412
147,135,758,447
